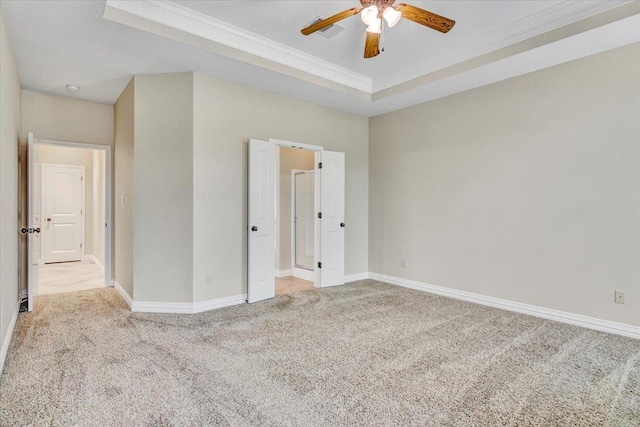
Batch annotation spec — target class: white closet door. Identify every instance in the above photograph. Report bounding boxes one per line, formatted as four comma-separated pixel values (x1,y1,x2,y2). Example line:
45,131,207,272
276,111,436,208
43,164,84,263
27,133,39,311
319,151,345,287
248,139,276,303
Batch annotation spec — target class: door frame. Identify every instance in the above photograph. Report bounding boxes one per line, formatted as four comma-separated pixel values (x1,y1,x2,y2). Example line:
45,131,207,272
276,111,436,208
41,163,86,263
290,169,314,282
270,139,322,287
33,137,113,286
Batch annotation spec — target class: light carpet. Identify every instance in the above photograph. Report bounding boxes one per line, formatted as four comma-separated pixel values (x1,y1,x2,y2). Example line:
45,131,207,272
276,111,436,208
1,281,639,426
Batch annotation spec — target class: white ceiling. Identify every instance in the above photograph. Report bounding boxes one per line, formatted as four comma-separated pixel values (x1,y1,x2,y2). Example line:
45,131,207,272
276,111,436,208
3,0,640,117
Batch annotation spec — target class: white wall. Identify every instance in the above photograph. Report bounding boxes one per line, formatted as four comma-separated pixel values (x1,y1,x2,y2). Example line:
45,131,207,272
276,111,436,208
0,2,22,370
193,72,369,303
114,79,134,299
133,73,193,303
369,42,640,327
276,147,314,272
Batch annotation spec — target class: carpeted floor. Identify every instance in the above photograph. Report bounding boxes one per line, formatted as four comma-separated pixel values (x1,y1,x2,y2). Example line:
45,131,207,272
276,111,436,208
1,281,639,426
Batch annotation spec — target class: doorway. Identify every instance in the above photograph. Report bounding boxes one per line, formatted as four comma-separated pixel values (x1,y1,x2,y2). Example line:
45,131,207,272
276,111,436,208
248,138,345,304
275,147,315,296
24,134,112,307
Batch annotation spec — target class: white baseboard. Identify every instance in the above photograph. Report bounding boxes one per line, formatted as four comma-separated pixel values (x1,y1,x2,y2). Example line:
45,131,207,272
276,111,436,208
345,272,370,283
84,254,105,274
275,269,292,278
292,267,314,281
131,294,247,314
369,272,640,340
0,302,20,375
113,281,133,308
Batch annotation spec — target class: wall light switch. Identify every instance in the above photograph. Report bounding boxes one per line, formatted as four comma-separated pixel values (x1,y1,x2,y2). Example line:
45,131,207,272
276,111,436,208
121,195,125,206
615,291,625,304
206,274,214,286
401,259,408,268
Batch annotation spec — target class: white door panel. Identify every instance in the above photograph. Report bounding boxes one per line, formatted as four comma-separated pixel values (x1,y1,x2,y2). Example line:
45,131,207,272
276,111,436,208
319,151,345,287
43,164,84,263
27,133,39,311
248,139,276,303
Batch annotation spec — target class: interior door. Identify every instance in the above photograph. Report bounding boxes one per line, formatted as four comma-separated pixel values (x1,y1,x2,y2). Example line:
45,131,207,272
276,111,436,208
43,164,84,264
319,151,345,287
248,139,276,303
26,133,40,311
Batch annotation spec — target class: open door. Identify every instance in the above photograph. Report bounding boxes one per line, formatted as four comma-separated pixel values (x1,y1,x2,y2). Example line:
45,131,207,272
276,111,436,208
318,151,345,287
247,139,276,303
26,133,40,311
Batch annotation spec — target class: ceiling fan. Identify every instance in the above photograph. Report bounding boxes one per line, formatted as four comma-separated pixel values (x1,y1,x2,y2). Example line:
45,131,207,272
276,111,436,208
301,0,455,59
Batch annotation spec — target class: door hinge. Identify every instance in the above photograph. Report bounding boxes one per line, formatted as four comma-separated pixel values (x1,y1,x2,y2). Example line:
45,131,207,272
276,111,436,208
318,162,322,169
318,262,322,269
317,212,322,219
80,209,83,215
80,243,83,249
81,176,83,182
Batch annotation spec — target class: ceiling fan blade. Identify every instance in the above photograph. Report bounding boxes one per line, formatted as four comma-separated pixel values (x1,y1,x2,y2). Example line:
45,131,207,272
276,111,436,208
397,3,455,33
301,8,361,36
364,32,380,59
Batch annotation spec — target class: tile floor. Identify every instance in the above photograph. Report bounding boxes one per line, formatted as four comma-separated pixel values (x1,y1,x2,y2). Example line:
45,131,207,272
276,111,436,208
275,276,314,295
37,260,105,295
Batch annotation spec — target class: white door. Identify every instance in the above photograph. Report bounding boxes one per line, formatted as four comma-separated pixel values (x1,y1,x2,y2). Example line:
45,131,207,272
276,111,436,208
43,164,84,264
26,133,40,311
248,139,276,303
319,151,345,287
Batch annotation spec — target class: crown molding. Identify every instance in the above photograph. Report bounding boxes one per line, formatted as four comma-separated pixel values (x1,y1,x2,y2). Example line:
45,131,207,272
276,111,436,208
373,0,631,91
104,0,372,93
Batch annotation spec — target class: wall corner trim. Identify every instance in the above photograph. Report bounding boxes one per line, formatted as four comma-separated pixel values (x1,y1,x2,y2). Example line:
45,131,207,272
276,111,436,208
84,255,105,274
345,272,370,283
368,272,640,340
113,281,133,308
275,269,292,278
130,294,247,314
0,302,21,375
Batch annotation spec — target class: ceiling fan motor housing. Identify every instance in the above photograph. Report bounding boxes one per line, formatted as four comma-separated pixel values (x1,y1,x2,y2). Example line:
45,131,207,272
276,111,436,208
360,0,396,12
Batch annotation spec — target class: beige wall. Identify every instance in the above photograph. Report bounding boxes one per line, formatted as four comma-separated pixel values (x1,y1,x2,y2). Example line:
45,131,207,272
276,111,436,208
133,73,193,303
21,90,113,146
114,79,134,299
37,145,97,261
276,147,315,272
369,42,640,327
193,72,369,303
0,4,22,366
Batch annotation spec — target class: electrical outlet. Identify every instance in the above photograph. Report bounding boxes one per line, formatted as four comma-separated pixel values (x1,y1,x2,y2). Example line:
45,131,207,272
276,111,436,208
614,291,625,304
206,274,214,286
401,259,408,268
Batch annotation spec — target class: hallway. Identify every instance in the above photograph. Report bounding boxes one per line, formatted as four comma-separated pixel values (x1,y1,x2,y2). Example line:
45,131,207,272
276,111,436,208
37,260,104,295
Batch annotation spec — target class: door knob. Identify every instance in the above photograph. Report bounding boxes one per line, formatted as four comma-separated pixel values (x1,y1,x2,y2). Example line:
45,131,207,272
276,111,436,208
251,226,258,232
340,223,345,228
34,228,41,233
46,218,52,222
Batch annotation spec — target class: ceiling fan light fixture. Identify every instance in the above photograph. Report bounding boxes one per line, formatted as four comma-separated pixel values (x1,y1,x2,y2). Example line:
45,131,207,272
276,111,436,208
382,7,401,27
360,5,379,25
366,17,382,34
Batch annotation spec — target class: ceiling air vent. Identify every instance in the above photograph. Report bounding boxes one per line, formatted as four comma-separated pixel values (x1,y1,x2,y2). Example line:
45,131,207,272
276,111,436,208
307,16,345,39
